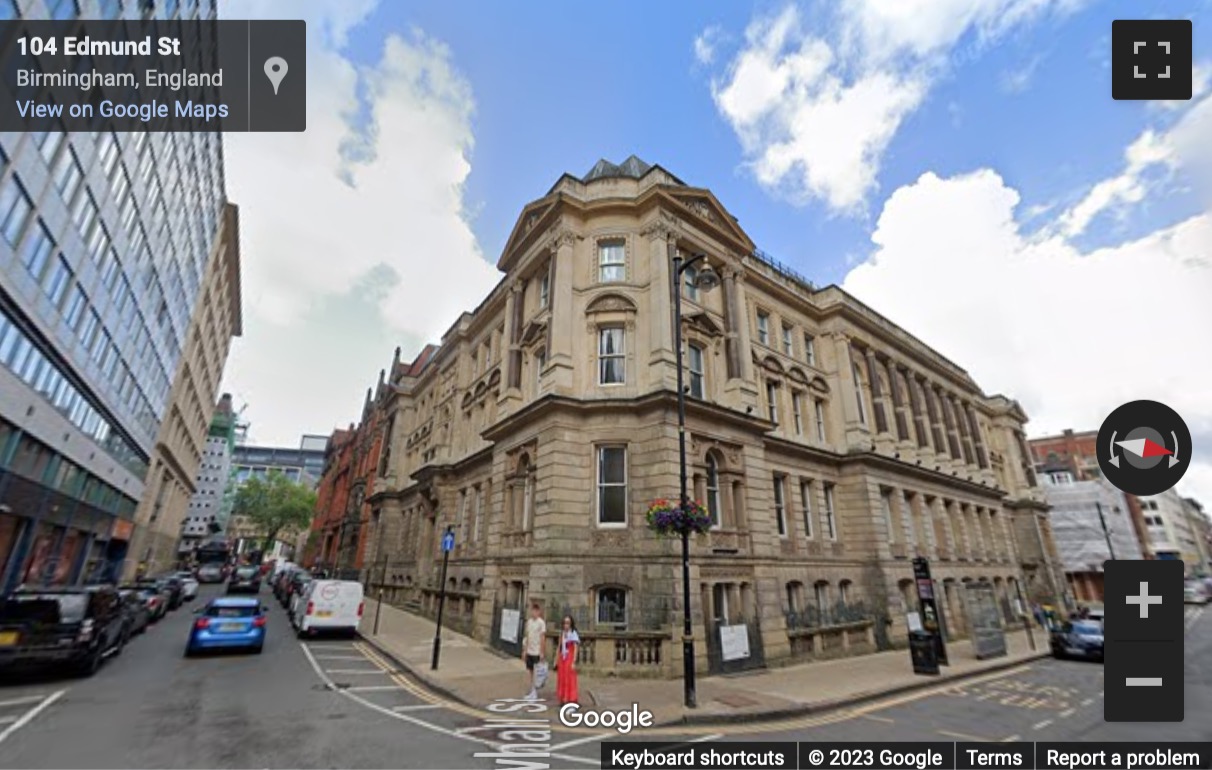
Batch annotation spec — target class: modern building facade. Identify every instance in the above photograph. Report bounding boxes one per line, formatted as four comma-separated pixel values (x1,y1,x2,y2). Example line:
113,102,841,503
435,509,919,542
0,0,231,591
361,157,1057,677
1036,474,1143,601
1139,488,1209,576
1028,428,1151,558
177,393,241,556
223,435,327,558
127,204,241,576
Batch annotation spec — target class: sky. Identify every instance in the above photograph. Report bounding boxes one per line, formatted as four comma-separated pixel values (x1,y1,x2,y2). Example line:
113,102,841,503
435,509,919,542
217,0,1212,505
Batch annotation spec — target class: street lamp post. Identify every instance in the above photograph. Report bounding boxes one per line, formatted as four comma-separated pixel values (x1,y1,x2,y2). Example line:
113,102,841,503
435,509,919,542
670,245,720,710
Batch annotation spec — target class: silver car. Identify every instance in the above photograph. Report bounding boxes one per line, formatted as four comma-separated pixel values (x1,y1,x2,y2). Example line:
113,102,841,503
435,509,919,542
175,572,200,601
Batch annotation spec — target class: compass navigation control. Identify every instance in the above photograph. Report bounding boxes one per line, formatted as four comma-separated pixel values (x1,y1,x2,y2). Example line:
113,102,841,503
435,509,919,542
1097,400,1191,496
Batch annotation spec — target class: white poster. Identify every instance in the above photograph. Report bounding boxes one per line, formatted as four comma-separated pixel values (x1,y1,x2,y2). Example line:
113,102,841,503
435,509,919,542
500,608,520,644
719,624,750,661
906,611,923,632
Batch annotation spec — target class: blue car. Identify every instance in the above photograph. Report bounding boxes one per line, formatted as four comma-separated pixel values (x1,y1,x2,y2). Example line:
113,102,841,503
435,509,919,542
1049,619,1104,661
185,597,267,656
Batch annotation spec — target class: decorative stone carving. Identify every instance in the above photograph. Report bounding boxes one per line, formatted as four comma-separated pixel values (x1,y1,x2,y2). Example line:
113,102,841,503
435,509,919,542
585,293,639,315
591,530,630,549
547,225,579,251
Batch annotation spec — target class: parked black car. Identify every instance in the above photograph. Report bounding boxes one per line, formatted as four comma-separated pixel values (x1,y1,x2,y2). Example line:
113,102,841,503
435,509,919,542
1050,619,1104,661
0,586,130,677
227,565,262,594
157,575,185,610
281,569,312,608
118,588,152,635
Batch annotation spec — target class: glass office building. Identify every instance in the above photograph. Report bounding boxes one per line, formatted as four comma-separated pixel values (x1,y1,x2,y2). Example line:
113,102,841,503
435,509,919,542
0,0,224,590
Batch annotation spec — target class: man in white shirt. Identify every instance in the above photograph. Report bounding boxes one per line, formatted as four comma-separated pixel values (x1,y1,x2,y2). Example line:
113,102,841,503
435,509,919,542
522,603,546,700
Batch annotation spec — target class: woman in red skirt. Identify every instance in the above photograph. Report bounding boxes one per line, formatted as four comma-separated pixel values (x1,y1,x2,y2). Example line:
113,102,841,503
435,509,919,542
556,615,580,705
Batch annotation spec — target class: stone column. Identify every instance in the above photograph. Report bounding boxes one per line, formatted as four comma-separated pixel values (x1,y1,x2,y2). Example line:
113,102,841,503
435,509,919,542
725,265,753,382
934,497,953,557
832,335,869,448
885,360,911,442
950,501,968,559
899,492,916,548
545,225,578,393
863,349,890,435
964,403,990,470
644,218,676,373
954,398,977,467
924,381,947,458
939,390,963,460
502,280,523,393
969,506,986,561
907,372,930,449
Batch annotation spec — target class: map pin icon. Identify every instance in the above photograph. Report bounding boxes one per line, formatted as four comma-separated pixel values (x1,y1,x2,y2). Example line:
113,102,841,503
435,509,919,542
264,57,288,95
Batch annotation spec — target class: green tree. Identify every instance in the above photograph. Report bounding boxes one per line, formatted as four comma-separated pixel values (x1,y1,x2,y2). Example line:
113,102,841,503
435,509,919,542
231,470,317,554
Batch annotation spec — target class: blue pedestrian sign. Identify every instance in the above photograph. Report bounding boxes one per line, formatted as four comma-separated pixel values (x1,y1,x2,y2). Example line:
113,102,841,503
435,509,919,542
441,530,455,553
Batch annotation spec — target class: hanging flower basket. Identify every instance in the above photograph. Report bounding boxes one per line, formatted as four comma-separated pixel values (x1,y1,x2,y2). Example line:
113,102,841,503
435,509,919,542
646,498,713,537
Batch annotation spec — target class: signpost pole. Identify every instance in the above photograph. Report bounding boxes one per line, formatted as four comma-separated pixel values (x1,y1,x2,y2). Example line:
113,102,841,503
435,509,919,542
431,526,454,671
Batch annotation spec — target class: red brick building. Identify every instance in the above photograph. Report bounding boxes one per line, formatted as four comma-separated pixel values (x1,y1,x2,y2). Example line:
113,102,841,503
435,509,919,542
307,352,398,573
1028,428,1151,559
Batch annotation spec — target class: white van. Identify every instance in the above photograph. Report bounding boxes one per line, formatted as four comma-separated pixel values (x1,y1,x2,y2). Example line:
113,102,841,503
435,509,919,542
293,579,364,637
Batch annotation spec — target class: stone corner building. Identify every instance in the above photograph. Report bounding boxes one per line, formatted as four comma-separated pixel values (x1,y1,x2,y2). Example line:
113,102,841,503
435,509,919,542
364,156,1057,678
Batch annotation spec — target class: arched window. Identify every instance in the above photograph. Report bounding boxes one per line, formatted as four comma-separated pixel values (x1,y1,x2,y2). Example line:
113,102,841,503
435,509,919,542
839,579,853,606
595,586,627,627
705,454,721,528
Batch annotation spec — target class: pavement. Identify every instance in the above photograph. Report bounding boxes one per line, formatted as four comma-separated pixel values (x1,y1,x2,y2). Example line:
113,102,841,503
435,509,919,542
357,596,1055,726
0,586,1206,769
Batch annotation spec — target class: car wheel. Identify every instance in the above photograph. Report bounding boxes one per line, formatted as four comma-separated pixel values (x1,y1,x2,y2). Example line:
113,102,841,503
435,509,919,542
114,626,131,656
251,644,263,655
75,647,103,677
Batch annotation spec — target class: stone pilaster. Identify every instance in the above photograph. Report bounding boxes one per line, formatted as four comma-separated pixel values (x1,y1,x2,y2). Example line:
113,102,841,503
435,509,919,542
864,349,890,436
545,225,578,394
832,335,871,450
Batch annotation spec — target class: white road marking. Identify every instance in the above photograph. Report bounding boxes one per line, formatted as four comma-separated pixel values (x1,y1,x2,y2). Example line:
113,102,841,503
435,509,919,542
1003,735,1021,742
1080,698,1094,706
391,704,442,712
0,690,65,746
299,642,599,767
312,655,368,661
0,696,44,709
689,734,724,744
1059,708,1075,718
549,733,613,752
1033,719,1053,730
938,730,991,741
861,714,895,724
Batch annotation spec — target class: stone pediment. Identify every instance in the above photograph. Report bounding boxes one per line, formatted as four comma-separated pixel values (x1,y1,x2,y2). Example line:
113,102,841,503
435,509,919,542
669,191,754,249
585,292,638,315
499,200,559,269
681,310,724,338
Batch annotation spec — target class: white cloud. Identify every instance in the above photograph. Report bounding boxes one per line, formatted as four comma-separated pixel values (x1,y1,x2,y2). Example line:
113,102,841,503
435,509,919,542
694,26,722,66
1000,54,1042,93
1055,93,1212,238
843,168,1212,504
708,1,1079,214
218,0,499,443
